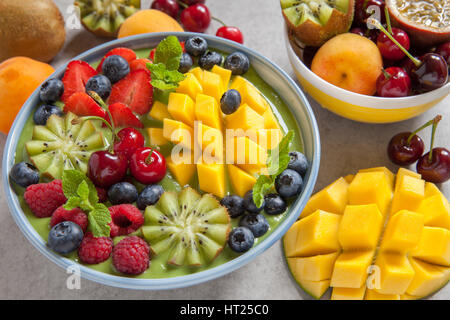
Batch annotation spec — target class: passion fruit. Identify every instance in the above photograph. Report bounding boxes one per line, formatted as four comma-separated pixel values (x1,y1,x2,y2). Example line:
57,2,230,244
386,0,450,47
281,0,355,47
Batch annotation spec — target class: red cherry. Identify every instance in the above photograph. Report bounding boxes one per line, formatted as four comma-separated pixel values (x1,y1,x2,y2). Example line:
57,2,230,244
216,26,244,44
417,148,450,183
180,0,205,4
355,0,385,26
387,132,424,166
130,148,166,184
376,67,411,97
88,151,128,188
151,0,180,19
377,28,410,61
180,4,211,33
350,27,378,42
114,127,145,159
436,42,450,66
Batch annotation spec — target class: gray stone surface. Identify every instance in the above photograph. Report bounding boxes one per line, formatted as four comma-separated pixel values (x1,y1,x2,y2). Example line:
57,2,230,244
0,0,449,299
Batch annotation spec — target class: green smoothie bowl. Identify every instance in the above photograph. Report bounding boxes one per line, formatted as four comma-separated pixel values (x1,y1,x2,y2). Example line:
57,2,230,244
3,32,320,289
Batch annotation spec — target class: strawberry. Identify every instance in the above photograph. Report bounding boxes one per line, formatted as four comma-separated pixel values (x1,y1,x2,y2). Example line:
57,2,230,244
108,70,153,115
61,61,97,103
64,92,107,119
108,103,143,128
149,48,156,61
129,59,152,74
96,47,137,73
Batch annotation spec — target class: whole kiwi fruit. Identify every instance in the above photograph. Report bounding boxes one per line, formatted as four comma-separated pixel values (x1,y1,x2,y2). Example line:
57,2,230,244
0,0,66,62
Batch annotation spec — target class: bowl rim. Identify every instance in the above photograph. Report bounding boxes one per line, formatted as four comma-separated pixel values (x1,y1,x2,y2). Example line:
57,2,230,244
284,26,450,107
2,32,321,290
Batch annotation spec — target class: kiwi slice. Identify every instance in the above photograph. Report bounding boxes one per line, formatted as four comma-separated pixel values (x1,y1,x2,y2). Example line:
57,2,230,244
142,187,231,267
74,0,141,38
25,112,108,179
281,0,355,47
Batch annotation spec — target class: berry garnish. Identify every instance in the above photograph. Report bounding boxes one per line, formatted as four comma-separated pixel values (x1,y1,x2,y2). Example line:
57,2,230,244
129,147,167,184
24,179,67,218
198,51,223,70
48,221,84,254
96,47,137,73
376,67,411,97
88,150,128,188
180,3,211,33
239,213,269,238
85,74,112,100
102,55,130,83
185,36,208,57
137,184,164,210
50,206,88,232
114,127,145,159
151,0,180,18
228,227,254,253
129,58,152,74
9,162,40,188
108,182,138,205
220,89,241,115
178,52,193,73
61,60,98,103
243,190,264,213
108,102,144,128
224,52,250,75
275,169,303,199
220,195,245,218
112,236,149,275
287,151,309,178
109,204,145,237
33,104,63,125
78,232,113,264
264,193,287,215
40,78,64,104
63,92,107,119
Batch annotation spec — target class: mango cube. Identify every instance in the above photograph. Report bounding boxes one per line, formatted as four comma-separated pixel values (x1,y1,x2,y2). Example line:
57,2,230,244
283,220,302,258
201,71,224,102
287,252,339,281
211,65,231,89
167,93,195,127
197,163,226,198
390,174,425,214
298,279,331,299
395,168,421,191
189,67,203,82
411,227,450,267
176,73,203,100
262,108,281,130
365,289,400,300
380,210,424,253
417,193,450,229
400,294,419,300
330,251,375,288
301,177,349,218
291,210,341,257
238,81,268,114
147,128,168,146
225,104,265,132
406,258,450,297
149,101,171,121
166,156,196,187
358,167,395,190
226,136,267,176
331,286,366,300
229,76,247,90
163,119,194,149
374,253,415,295
348,171,393,215
425,182,442,198
196,123,223,161
343,174,354,184
338,204,383,251
227,164,256,198
194,94,222,130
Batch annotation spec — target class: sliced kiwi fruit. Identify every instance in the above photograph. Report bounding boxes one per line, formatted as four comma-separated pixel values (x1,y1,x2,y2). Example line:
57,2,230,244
25,112,108,179
142,187,231,267
74,0,141,38
281,0,355,47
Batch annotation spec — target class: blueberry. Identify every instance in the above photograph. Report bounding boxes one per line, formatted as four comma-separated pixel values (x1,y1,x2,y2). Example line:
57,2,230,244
239,213,269,237
275,169,303,199
288,151,309,178
178,52,193,73
185,36,208,57
198,51,223,70
48,221,84,254
137,184,164,210
9,162,40,188
39,78,64,104
224,52,250,75
33,104,63,125
108,182,138,205
220,89,241,115
228,227,255,253
264,193,287,215
102,55,130,83
243,190,264,213
220,195,245,218
85,75,112,100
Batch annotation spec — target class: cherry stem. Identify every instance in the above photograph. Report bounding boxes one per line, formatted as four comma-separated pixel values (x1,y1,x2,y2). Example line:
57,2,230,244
428,115,442,163
88,91,117,133
177,0,188,9
145,148,155,165
381,68,391,80
212,16,227,27
384,6,392,34
406,115,441,145
368,18,421,67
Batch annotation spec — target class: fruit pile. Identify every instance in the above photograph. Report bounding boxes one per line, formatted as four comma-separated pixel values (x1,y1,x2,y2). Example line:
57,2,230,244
284,167,450,300
282,0,449,97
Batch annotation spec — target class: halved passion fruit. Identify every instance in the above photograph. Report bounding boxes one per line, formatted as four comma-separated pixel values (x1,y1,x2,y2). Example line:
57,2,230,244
281,0,355,47
386,0,450,47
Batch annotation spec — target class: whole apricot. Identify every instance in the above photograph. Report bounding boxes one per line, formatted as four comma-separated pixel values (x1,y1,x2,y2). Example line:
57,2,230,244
118,10,183,38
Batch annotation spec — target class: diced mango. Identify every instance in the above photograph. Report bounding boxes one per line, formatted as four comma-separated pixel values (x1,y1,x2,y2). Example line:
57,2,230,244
147,128,168,146
291,210,341,257
287,252,339,281
166,156,196,187
331,286,366,300
299,279,330,299
237,81,268,114
425,182,442,198
330,251,375,288
196,123,223,162
380,210,424,253
225,104,265,132
400,293,419,300
374,253,415,295
301,177,349,218
167,93,195,127
201,71,224,102
197,163,226,198
189,67,203,82
176,73,203,100
338,204,383,251
411,227,450,266
149,101,171,121
283,220,302,258
406,258,450,297
226,136,267,176
365,289,400,300
390,174,425,215
417,193,450,229
262,108,281,130
227,164,256,198
359,167,395,190
343,174,354,184
348,171,393,216
211,65,231,89
229,76,247,90
163,119,194,149
395,168,421,191
195,94,222,131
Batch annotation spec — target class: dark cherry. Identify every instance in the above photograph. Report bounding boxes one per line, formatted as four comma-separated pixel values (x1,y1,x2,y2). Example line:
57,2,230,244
180,4,211,33
355,0,385,26
416,148,450,184
129,148,167,184
400,56,419,75
377,28,410,61
410,53,449,92
114,127,145,159
376,67,411,97
387,132,424,166
88,151,128,188
350,27,377,42
435,42,450,67
302,46,319,69
216,26,244,44
151,0,180,18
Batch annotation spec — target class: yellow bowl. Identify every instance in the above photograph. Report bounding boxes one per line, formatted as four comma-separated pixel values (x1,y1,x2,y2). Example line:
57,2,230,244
284,28,450,123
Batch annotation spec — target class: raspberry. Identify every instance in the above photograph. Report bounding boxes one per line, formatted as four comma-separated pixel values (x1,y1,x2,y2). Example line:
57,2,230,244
24,180,67,218
96,187,107,203
108,204,144,237
50,206,88,232
112,236,149,275
78,232,113,264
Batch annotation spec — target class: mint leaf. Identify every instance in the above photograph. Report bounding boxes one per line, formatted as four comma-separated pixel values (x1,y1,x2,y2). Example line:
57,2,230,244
253,175,274,208
88,203,111,238
149,63,185,91
62,170,98,204
64,196,82,211
154,35,183,70
77,180,90,200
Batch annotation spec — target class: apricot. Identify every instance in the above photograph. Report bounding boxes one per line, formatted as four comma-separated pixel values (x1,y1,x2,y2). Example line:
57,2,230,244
118,10,183,38
0,57,54,134
311,33,383,96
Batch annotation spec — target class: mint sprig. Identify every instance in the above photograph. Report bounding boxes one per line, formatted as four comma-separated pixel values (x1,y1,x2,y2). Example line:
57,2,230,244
62,170,111,238
252,130,295,208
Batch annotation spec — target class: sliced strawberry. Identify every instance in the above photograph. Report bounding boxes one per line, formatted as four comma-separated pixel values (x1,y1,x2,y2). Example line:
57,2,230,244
108,70,153,115
108,103,143,128
96,47,137,73
129,59,152,74
180,41,185,52
149,48,156,61
64,92,107,119
61,61,97,103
